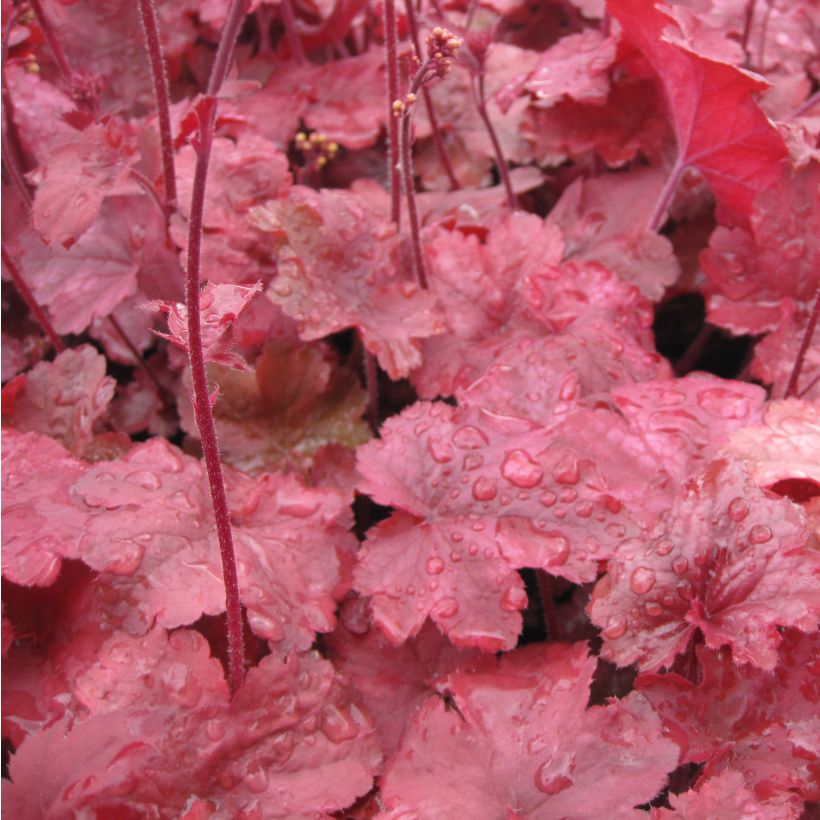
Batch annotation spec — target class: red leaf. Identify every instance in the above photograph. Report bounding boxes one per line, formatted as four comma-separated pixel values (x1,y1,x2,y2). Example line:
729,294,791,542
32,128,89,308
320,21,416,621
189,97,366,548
4,643,381,817
609,0,787,225
379,642,679,817
145,281,263,370
651,771,804,819
1,345,115,456
250,187,444,379
1,431,88,587
325,599,481,754
354,402,643,648
590,459,818,671
637,631,820,802
30,119,141,248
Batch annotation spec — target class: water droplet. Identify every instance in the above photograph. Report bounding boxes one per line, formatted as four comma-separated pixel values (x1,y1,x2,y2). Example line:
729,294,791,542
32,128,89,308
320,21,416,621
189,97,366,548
540,491,557,508
644,601,663,617
575,501,593,518
105,543,145,576
450,550,462,563
672,557,689,575
320,704,360,743
629,567,656,595
782,238,805,259
244,765,269,794
126,470,160,490
432,597,459,618
468,542,479,556
472,476,498,501
534,760,574,795
544,534,570,567
727,497,750,522
463,454,483,471
696,388,750,419
205,719,225,741
676,580,694,601
425,556,446,575
428,437,454,464
559,489,577,503
748,524,772,544
501,586,528,612
452,425,489,449
500,450,544,488
655,538,674,556
602,614,627,639
552,454,580,485
272,279,292,297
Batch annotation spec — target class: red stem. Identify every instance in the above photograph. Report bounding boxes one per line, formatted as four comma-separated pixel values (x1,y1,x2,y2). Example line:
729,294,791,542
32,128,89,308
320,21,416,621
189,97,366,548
29,0,74,81
648,159,685,232
2,105,33,211
403,0,459,190
384,0,402,225
536,570,562,641
107,314,165,394
471,73,516,210
137,0,178,219
186,0,251,695
364,349,379,431
280,0,307,65
784,287,820,399
741,0,756,61
399,109,429,288
1,246,65,353
788,90,820,120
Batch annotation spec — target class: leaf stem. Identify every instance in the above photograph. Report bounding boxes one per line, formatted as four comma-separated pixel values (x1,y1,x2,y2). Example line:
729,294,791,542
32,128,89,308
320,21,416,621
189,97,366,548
186,0,251,695
398,108,429,288
403,0,459,190
647,159,685,232
784,287,820,399
29,0,73,82
1,246,65,353
280,0,307,65
470,72,515,210
137,0,178,219
384,0,402,225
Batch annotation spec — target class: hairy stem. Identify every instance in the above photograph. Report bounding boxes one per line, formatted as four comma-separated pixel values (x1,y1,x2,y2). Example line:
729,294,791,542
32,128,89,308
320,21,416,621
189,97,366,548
384,0,402,225
471,73,516,209
784,287,820,399
536,570,561,641
399,109,429,288
404,0,459,190
187,0,251,694
137,0,178,218
1,246,65,353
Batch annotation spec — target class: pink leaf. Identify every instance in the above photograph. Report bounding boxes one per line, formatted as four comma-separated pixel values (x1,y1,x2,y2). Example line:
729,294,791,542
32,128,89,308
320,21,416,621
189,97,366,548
590,459,818,671
638,631,820,802
1,430,88,587
355,402,643,648
1,345,115,455
29,119,141,248
145,281,263,370
379,642,679,817
250,187,444,379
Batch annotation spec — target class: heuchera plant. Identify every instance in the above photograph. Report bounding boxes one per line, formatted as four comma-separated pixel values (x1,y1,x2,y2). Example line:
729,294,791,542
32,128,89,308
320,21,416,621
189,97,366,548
1,0,819,815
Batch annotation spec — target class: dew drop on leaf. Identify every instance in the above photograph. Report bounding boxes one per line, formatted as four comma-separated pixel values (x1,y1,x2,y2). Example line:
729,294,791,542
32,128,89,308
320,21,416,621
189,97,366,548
500,449,544,488
425,556,446,575
629,567,656,595
472,476,498,501
602,614,627,639
748,524,773,544
432,597,459,618
727,497,750,522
